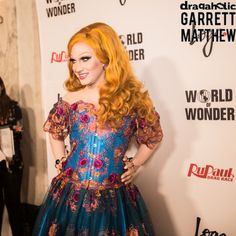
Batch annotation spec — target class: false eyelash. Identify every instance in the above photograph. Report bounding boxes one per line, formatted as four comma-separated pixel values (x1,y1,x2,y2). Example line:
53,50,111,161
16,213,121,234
69,58,76,63
81,56,91,61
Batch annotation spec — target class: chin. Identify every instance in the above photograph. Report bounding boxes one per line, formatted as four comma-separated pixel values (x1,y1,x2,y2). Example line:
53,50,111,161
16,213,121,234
81,80,98,87
79,80,89,86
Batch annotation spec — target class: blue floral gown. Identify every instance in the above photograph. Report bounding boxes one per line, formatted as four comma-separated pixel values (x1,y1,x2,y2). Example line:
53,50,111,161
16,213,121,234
33,99,163,236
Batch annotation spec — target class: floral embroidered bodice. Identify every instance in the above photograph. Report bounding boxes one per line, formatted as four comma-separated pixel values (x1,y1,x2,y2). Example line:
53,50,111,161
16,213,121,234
44,100,163,190
34,99,163,236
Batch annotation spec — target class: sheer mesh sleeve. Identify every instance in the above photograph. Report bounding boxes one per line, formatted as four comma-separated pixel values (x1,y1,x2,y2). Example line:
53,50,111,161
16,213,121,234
43,101,70,140
135,110,163,149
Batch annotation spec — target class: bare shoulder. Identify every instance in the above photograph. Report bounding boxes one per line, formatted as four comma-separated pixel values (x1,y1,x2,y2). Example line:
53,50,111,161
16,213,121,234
62,90,83,104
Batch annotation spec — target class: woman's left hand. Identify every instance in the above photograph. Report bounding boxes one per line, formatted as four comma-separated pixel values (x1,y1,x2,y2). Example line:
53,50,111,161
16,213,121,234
121,156,140,185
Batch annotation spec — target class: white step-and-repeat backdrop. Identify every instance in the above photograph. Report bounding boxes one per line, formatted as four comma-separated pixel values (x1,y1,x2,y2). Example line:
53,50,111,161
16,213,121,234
36,0,236,235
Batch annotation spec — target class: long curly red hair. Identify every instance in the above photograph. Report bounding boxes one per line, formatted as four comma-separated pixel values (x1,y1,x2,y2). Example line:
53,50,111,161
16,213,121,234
65,22,156,126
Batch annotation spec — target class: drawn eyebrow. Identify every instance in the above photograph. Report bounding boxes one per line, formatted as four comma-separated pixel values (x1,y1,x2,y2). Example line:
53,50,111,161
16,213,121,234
70,51,91,58
80,56,91,59
79,51,91,56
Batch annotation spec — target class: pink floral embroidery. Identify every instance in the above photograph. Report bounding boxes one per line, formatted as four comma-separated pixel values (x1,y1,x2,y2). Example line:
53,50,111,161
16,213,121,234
90,198,99,211
94,159,103,169
43,101,71,140
65,167,73,177
138,118,146,129
108,173,116,183
135,111,163,149
70,103,78,111
56,106,64,115
61,160,67,168
73,191,79,202
79,158,88,166
80,114,90,123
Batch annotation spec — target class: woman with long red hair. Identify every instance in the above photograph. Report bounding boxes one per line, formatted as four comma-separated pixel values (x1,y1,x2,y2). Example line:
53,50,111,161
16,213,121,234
33,22,163,236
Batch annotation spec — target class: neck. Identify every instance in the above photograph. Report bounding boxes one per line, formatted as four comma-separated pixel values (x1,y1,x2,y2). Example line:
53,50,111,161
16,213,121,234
81,85,100,105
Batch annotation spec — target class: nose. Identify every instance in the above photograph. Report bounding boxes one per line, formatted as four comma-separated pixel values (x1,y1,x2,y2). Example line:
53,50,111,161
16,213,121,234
73,61,83,73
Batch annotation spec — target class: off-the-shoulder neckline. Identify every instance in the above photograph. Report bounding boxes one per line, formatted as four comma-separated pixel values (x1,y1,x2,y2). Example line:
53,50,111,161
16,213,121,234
61,99,98,110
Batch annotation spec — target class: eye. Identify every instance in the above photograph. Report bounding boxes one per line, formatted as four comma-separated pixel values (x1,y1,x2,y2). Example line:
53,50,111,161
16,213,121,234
69,58,76,64
81,56,91,62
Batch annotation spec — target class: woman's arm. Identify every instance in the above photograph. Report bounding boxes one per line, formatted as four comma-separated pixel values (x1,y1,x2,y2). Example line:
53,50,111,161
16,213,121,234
49,134,66,172
121,142,160,185
133,142,159,167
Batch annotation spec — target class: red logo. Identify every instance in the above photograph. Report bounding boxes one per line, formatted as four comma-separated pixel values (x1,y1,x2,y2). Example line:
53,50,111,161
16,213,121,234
51,51,68,63
188,163,234,182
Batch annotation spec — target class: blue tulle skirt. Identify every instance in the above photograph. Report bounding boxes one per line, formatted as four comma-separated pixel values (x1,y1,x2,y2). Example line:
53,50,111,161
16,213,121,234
33,170,155,236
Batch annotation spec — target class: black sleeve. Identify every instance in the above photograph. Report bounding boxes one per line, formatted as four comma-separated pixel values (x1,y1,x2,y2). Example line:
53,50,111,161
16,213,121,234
14,103,22,121
8,101,22,126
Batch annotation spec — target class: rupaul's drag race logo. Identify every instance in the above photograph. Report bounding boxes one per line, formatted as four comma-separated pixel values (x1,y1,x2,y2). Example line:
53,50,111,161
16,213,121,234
184,89,235,121
188,163,234,182
45,0,77,18
119,32,145,61
180,1,236,57
194,217,226,236
51,51,68,63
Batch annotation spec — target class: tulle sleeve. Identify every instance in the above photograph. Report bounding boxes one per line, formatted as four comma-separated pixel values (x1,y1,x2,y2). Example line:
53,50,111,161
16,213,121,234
43,100,70,140
134,109,163,149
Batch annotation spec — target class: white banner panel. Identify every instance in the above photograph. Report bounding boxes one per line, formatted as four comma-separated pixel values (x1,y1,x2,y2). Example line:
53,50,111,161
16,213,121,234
36,0,236,235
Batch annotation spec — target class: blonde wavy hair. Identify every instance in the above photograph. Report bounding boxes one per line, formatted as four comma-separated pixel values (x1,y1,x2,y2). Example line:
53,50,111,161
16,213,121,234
65,22,156,127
